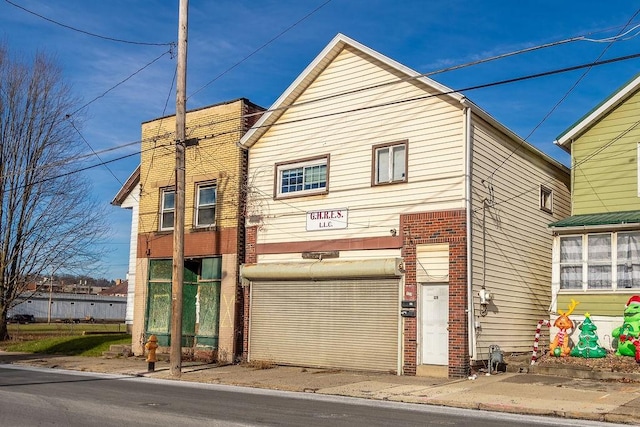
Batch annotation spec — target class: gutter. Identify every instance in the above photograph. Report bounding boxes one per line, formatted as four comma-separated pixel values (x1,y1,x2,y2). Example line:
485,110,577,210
549,222,640,234
462,101,476,362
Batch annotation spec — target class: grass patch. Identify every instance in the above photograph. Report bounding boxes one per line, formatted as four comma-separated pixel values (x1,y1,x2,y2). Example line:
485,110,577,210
2,323,130,357
7,323,126,336
2,334,131,357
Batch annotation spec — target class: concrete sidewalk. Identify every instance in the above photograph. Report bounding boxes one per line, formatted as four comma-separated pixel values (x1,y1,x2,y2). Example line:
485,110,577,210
1,351,640,425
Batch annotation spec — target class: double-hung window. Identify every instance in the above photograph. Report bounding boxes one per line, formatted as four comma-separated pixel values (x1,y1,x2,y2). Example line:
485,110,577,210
275,155,328,198
373,140,407,185
195,183,217,227
587,234,611,289
540,185,553,213
160,188,175,231
559,236,582,290
618,231,640,288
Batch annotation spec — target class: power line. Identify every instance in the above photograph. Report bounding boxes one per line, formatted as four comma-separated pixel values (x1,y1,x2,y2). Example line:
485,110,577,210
192,49,640,144
70,121,125,189
473,119,640,214
187,0,334,100
181,24,640,140
13,39,640,199
5,0,174,46
15,143,172,190
487,9,640,180
68,49,173,118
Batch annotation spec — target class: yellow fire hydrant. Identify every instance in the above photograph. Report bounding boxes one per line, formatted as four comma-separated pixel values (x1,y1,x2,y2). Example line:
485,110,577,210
145,335,158,372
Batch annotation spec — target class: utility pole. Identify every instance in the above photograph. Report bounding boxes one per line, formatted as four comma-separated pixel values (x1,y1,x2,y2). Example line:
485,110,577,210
170,0,188,378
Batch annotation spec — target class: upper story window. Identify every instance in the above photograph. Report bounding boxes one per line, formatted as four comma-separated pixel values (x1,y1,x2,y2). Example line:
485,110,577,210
160,188,175,231
373,140,407,185
559,231,640,291
195,183,217,227
540,185,553,213
275,155,328,198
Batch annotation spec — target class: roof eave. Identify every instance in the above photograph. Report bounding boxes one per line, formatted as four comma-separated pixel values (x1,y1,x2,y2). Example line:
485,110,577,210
239,33,465,149
555,72,640,147
111,165,140,206
549,222,640,233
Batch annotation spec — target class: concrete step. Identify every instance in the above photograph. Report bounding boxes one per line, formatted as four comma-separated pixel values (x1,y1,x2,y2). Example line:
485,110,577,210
102,344,133,358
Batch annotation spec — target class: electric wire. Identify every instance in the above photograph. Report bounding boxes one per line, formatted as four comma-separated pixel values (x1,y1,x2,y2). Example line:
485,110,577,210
8,47,640,194
4,0,174,46
487,9,640,180
187,0,334,100
67,49,173,118
70,120,125,189
192,49,640,143
178,25,640,141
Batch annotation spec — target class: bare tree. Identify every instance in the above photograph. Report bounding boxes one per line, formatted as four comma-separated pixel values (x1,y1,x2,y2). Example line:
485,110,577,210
0,45,109,340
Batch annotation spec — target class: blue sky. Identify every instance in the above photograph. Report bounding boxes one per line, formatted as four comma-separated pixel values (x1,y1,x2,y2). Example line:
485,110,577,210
1,0,639,281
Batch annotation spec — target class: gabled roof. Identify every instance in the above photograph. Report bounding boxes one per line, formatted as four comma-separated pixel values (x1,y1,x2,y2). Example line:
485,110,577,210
549,210,640,229
239,33,568,173
241,33,465,148
111,165,140,206
554,73,640,153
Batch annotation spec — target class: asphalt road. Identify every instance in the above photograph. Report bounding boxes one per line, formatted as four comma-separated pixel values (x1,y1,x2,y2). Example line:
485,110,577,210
0,365,618,427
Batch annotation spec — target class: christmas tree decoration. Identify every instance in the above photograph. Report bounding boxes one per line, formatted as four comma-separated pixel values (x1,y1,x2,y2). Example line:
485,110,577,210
570,313,607,358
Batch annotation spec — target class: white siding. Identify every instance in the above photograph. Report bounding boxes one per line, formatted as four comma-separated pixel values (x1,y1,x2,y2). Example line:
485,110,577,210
470,117,570,358
119,183,139,326
247,47,466,244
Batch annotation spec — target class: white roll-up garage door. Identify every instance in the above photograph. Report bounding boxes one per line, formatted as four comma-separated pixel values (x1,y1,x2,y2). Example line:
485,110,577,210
249,279,400,372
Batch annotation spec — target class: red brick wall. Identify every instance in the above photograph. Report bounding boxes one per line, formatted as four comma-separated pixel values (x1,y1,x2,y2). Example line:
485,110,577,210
137,227,239,258
401,209,469,378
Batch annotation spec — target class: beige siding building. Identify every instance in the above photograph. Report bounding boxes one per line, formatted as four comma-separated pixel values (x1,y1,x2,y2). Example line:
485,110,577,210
240,34,569,378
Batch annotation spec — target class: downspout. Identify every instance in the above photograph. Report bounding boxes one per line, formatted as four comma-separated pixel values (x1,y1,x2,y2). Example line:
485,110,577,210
462,102,476,362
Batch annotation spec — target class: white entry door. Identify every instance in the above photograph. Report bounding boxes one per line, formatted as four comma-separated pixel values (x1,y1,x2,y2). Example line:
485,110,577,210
420,283,449,365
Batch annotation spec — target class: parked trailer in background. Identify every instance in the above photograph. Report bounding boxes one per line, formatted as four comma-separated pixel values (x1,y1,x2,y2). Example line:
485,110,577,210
8,292,126,323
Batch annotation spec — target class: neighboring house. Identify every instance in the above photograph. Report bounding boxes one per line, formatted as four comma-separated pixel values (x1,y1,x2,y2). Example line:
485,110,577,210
112,166,141,333
100,280,129,297
239,34,570,378
132,98,263,361
551,73,640,347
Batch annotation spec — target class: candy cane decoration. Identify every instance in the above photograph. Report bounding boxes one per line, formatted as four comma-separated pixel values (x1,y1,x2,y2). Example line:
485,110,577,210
531,319,551,365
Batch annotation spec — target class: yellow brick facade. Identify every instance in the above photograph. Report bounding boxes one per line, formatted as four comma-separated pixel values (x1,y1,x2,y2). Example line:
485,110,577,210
131,98,263,360
138,99,247,232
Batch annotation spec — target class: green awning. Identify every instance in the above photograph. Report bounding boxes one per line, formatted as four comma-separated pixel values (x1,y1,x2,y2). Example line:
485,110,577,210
549,210,640,228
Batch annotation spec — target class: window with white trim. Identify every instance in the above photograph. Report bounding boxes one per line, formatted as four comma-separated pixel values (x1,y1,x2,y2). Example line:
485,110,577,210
559,236,582,289
160,188,175,231
195,183,216,227
373,141,407,185
587,234,611,289
275,156,328,198
618,231,640,288
559,231,640,290
540,185,553,213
